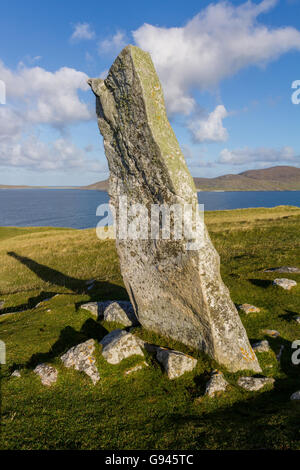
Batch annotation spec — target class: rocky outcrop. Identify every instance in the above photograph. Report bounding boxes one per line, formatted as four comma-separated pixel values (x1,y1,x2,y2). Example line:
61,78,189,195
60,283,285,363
88,45,261,373
61,339,100,385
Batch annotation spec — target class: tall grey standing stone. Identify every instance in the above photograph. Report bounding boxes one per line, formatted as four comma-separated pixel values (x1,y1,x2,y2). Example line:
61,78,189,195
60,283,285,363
88,45,261,373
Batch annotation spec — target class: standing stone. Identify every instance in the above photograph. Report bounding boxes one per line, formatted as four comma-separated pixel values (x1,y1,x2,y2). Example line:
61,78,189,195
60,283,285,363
88,45,261,373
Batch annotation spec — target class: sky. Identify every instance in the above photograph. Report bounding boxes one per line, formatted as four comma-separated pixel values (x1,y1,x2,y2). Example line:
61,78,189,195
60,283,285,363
1,0,300,186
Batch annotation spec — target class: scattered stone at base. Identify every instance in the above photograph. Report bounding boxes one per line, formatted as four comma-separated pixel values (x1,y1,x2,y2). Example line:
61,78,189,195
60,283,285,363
11,370,21,378
61,339,100,385
290,391,300,401
237,376,274,391
252,340,271,353
294,316,300,324
262,329,280,338
80,300,138,327
34,363,58,386
156,348,197,380
264,266,300,274
124,362,148,376
80,302,100,317
273,278,297,290
100,330,144,364
205,371,229,397
102,301,139,327
238,304,260,314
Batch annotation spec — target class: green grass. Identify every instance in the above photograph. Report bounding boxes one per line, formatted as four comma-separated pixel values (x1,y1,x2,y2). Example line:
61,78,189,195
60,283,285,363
1,206,300,450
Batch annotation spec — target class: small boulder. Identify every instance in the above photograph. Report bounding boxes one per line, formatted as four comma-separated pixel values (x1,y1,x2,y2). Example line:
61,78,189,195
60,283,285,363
237,376,274,391
124,362,148,375
205,371,228,397
34,363,58,386
61,339,100,385
265,266,300,274
11,370,21,378
239,304,260,314
290,391,300,401
81,300,139,327
80,302,100,317
273,278,297,290
262,329,280,338
294,316,300,324
102,301,139,327
100,330,144,364
156,348,197,380
252,340,270,353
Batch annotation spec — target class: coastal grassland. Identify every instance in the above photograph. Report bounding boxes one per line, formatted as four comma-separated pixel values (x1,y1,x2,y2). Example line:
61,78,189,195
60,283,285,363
0,205,300,450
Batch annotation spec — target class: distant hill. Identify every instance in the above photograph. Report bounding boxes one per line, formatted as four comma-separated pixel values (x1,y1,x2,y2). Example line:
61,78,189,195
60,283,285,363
82,179,109,191
81,166,300,192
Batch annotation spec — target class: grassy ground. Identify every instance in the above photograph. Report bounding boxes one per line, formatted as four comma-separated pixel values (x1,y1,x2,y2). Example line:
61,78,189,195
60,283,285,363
0,205,300,450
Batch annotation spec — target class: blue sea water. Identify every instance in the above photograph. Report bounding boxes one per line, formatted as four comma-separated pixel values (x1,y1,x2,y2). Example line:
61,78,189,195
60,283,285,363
0,189,299,229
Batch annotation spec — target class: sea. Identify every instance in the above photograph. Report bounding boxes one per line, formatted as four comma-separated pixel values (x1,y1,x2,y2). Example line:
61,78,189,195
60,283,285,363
0,189,299,229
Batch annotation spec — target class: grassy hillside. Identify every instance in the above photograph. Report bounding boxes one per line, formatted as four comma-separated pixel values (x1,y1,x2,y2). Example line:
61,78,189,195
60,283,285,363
1,206,300,450
194,166,300,191
81,166,300,192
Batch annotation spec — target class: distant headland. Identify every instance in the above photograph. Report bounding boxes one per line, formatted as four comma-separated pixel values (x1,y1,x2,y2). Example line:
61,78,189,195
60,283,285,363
1,166,300,191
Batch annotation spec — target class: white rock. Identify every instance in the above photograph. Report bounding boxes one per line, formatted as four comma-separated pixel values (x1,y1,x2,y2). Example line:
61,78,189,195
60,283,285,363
80,302,99,317
100,330,144,364
252,340,270,353
103,301,139,327
239,304,260,314
81,300,138,327
237,376,274,391
265,266,300,274
273,278,297,290
34,363,58,386
156,348,197,380
262,329,280,338
294,316,300,324
290,391,300,401
11,370,21,378
205,371,228,397
61,339,100,385
124,362,148,375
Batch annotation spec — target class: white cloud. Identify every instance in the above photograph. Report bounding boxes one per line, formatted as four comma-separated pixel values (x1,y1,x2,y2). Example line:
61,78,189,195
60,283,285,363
71,23,95,41
133,0,300,115
0,61,100,173
218,146,297,165
189,105,229,143
98,31,127,55
0,61,92,127
0,134,105,172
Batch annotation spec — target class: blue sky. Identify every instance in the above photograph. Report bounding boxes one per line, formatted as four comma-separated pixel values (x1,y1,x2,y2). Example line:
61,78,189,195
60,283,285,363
1,0,300,185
